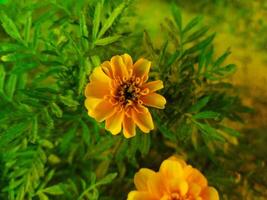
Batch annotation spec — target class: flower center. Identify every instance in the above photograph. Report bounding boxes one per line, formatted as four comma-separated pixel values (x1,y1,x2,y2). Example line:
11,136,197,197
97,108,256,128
162,193,192,200
114,78,141,106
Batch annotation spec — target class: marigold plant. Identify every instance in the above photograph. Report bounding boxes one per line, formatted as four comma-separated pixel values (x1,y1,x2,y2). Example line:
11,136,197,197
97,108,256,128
84,54,166,138
128,156,219,200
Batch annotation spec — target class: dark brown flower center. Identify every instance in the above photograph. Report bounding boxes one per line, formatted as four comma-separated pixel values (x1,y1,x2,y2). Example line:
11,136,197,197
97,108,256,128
116,81,140,105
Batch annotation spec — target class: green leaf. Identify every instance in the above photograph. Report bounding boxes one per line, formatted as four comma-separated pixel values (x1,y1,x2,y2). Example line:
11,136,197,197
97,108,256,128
98,2,126,38
80,120,90,145
214,50,231,68
94,35,121,46
0,11,23,43
50,102,63,118
0,122,29,149
193,111,220,120
185,33,215,55
92,1,102,41
38,193,49,200
188,96,210,112
219,125,241,137
182,16,202,34
80,12,89,50
5,74,17,100
0,64,5,94
171,4,182,31
96,173,117,186
139,134,151,156
24,12,32,45
42,184,64,195
59,95,79,107
183,26,209,44
194,121,225,142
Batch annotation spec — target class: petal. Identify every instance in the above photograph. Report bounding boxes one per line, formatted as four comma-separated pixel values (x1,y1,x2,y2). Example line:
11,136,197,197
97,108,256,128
147,173,165,198
134,168,156,191
184,166,208,188
131,108,154,133
133,58,151,79
90,66,111,83
200,187,219,200
89,100,116,122
101,61,114,79
167,156,187,168
122,53,133,69
84,82,110,98
159,160,184,181
142,80,164,93
169,179,188,196
105,110,124,135
188,183,202,197
110,55,129,78
123,116,136,138
127,191,156,200
140,93,166,109
84,97,101,112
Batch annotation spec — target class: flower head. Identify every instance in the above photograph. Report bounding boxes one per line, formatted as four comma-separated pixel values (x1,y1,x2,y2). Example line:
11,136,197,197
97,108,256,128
128,156,219,200
84,54,166,138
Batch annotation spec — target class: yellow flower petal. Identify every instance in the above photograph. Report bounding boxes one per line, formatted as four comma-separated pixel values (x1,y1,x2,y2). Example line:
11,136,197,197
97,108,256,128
160,160,184,180
147,173,165,198
101,61,114,78
90,66,111,83
200,187,219,200
123,116,136,138
184,166,208,188
122,53,133,69
84,82,110,98
188,183,202,197
127,191,156,200
84,97,101,112
167,156,187,168
142,80,163,93
131,108,154,133
89,100,116,122
133,58,151,79
105,110,124,135
134,168,156,191
140,93,166,109
111,55,129,78
169,179,188,196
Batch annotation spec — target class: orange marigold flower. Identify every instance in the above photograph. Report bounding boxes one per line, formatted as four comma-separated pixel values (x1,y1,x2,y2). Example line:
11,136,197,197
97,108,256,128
127,156,219,200
84,54,166,138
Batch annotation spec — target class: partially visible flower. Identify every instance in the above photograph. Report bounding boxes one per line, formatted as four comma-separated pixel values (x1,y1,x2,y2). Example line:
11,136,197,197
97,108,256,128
84,54,166,138
127,156,219,200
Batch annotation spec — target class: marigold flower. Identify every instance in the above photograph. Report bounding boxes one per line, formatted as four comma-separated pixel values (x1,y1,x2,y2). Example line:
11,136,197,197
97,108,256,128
127,156,219,200
84,54,166,138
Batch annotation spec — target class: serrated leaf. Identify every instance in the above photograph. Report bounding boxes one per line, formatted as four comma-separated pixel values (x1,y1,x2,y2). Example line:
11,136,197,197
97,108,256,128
171,4,182,31
185,33,215,55
50,102,63,118
59,95,79,107
80,120,90,145
80,12,89,50
182,16,202,34
92,1,102,40
188,96,210,112
0,64,5,94
194,121,225,142
96,173,117,186
5,74,17,100
214,50,231,68
0,122,28,149
193,111,220,120
183,26,209,44
98,2,126,38
94,35,121,46
42,184,64,195
0,11,23,42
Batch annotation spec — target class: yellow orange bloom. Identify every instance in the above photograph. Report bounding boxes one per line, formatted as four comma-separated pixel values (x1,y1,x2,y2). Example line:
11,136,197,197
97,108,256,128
84,54,166,138
127,156,219,200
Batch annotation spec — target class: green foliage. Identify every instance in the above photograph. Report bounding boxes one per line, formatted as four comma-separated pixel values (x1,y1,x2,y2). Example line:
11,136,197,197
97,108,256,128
0,0,251,200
